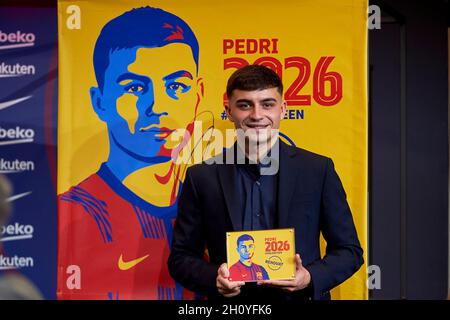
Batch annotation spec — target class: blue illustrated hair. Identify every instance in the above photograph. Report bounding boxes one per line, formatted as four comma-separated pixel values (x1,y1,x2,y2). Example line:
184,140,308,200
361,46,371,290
237,234,254,247
93,6,199,91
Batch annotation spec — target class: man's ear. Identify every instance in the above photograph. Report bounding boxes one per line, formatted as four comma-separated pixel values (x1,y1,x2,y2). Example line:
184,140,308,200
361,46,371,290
280,100,287,121
90,86,107,121
224,102,233,122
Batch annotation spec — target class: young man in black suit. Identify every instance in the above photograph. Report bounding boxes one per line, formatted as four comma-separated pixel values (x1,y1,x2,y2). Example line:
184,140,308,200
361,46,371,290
168,65,363,301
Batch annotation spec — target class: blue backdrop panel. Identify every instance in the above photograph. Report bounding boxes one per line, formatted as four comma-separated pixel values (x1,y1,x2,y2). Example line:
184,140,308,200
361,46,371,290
0,6,58,300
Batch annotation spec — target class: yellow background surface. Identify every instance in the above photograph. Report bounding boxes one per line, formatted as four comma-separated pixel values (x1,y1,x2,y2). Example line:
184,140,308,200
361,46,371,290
226,229,296,281
58,0,368,299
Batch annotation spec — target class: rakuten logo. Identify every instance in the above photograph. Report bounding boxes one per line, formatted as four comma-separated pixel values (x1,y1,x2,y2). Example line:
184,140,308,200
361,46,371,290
0,30,35,50
0,62,36,77
0,223,34,242
0,159,35,174
0,255,34,270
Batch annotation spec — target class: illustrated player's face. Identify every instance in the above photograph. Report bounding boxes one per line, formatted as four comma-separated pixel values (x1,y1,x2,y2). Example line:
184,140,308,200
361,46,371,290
225,88,286,144
237,239,255,260
91,43,200,161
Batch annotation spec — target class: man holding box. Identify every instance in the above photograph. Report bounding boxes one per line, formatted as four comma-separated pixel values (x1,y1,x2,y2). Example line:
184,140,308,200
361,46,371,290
168,65,363,301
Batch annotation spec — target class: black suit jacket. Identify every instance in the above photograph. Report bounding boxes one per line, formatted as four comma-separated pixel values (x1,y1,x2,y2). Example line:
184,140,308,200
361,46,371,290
168,141,364,301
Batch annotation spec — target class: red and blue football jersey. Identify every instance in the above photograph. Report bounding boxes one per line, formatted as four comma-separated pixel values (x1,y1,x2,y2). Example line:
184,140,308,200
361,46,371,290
57,163,194,300
229,261,269,282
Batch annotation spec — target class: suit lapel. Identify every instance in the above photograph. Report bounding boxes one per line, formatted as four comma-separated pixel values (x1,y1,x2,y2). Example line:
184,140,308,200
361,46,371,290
217,145,243,231
277,141,299,228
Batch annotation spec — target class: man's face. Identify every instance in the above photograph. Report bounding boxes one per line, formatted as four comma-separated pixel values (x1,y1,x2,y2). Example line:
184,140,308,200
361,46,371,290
225,88,286,143
237,239,255,260
92,43,199,160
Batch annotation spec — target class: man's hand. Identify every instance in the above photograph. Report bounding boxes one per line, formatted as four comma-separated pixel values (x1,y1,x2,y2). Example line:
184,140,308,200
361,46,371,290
216,263,245,297
257,254,311,292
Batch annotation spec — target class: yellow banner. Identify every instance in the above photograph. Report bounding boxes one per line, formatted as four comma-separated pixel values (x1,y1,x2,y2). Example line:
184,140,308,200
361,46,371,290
57,0,367,299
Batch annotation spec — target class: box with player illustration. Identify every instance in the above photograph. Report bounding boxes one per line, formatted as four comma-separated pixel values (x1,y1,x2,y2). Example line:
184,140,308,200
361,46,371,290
226,228,296,282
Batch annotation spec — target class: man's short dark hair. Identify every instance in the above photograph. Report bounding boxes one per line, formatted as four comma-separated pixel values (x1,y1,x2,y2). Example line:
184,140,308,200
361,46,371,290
237,234,254,247
226,65,283,99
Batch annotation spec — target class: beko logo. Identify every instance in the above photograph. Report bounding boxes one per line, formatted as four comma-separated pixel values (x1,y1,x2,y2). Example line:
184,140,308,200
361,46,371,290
0,30,35,50
0,126,35,146
0,223,34,242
